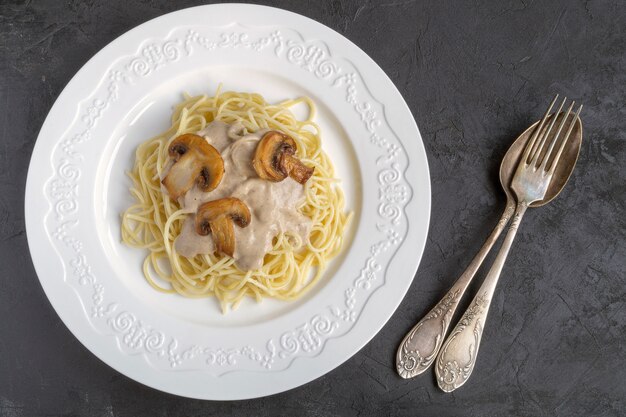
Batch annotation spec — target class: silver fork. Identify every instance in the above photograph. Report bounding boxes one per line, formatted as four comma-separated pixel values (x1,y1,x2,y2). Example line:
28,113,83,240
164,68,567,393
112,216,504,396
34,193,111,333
434,96,583,392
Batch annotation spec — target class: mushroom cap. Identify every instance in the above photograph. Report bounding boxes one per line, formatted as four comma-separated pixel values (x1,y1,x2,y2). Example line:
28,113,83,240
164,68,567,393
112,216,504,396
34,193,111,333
252,131,295,181
194,197,252,257
162,134,224,199
252,131,314,185
168,134,217,161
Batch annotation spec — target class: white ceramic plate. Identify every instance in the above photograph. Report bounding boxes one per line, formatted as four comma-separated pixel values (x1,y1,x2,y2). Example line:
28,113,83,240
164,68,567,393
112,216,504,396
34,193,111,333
25,4,430,400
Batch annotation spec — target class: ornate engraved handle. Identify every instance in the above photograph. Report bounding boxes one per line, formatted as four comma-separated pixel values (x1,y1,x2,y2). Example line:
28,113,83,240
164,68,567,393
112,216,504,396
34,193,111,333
435,202,528,392
396,201,515,378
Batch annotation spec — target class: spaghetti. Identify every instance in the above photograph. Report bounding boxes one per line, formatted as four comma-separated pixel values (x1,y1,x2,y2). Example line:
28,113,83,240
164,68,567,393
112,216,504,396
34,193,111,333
121,87,350,312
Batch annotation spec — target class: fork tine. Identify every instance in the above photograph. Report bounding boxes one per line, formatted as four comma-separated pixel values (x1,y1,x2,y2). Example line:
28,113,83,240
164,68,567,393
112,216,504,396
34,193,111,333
522,95,559,163
540,100,575,170
548,104,583,174
529,97,567,166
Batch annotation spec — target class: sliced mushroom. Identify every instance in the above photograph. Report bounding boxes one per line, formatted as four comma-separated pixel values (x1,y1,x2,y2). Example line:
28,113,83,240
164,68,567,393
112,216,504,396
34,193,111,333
195,197,251,257
162,134,224,200
252,131,314,184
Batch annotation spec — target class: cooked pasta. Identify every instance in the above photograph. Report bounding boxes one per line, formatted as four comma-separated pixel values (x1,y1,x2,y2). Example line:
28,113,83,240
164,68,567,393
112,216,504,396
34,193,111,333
121,87,350,313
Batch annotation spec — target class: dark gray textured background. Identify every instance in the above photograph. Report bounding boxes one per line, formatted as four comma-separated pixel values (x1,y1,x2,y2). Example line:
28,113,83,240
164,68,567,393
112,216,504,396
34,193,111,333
1,0,625,416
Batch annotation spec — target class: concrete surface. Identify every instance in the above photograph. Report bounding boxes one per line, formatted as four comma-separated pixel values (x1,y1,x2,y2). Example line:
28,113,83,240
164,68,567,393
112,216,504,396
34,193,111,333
1,0,624,416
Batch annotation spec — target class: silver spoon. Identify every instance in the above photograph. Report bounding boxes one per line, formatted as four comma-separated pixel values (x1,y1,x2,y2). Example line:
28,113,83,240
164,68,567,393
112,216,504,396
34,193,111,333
435,96,583,391
396,95,583,379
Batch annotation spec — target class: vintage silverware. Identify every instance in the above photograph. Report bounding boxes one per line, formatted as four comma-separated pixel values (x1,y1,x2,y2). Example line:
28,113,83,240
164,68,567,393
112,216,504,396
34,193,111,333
396,195,515,378
435,96,583,392
396,115,531,379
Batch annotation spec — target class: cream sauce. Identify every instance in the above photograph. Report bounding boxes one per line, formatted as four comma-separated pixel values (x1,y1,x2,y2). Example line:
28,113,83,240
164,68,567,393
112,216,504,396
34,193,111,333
163,121,312,271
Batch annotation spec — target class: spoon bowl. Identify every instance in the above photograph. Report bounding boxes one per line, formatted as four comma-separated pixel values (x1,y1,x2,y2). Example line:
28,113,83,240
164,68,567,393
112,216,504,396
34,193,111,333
500,113,583,207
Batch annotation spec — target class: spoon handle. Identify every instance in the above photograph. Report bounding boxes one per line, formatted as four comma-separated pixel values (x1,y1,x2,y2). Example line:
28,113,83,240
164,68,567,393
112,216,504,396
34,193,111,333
395,200,515,378
435,201,528,392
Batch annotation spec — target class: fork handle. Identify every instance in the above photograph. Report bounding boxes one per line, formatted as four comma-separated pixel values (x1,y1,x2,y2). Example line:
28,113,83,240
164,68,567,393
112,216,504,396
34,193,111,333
395,200,515,378
435,201,528,392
